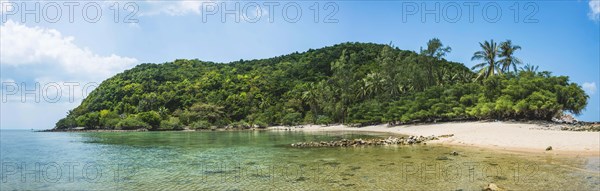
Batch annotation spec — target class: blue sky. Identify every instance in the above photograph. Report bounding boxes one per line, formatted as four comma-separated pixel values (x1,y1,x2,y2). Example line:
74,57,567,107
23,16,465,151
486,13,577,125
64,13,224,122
1,0,599,129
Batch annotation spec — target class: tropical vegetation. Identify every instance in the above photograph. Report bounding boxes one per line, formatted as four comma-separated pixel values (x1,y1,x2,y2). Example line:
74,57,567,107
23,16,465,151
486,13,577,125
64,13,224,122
55,40,588,130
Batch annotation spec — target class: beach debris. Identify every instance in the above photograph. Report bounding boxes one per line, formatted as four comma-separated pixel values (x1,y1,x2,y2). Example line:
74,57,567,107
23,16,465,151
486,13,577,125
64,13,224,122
483,183,504,191
545,146,553,151
438,134,454,138
290,135,440,148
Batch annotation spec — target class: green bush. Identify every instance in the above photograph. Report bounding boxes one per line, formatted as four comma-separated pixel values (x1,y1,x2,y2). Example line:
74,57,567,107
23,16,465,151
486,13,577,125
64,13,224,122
282,113,302,126
55,116,77,129
137,111,161,129
116,117,150,130
76,112,100,128
254,120,269,128
230,121,251,129
213,118,230,128
303,112,315,124
191,120,211,129
104,118,121,128
159,117,183,130
99,110,120,128
316,115,332,126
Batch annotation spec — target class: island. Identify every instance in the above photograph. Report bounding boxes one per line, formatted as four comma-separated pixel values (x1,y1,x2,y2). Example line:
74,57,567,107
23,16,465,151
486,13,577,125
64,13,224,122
54,41,590,131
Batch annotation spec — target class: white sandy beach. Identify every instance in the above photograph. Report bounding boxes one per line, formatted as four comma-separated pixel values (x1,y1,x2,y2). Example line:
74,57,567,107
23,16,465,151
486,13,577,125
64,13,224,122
271,122,600,156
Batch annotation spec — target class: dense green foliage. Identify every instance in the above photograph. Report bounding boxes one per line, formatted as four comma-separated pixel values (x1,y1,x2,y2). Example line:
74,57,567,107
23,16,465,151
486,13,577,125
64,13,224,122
55,42,588,130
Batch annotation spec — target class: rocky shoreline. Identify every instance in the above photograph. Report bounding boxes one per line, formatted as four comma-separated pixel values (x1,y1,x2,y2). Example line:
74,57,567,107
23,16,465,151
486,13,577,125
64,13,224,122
290,135,454,148
523,120,600,131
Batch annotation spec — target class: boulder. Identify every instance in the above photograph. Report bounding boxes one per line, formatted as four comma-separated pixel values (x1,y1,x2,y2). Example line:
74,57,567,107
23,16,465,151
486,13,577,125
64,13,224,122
483,183,504,191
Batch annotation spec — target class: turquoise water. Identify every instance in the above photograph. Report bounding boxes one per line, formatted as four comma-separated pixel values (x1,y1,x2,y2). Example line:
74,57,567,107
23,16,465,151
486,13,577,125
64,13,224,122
1,129,598,190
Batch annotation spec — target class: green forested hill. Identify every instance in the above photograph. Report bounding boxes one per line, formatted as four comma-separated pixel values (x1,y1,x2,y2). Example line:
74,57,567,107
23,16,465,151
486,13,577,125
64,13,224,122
55,42,588,130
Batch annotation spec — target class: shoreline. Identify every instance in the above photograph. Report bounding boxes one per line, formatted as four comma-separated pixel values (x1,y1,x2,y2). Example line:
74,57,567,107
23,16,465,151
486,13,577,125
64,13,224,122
270,121,600,156
40,121,600,156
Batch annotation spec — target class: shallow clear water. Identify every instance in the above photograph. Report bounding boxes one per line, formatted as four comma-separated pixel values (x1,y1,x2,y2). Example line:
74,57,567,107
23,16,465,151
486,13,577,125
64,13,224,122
1,129,598,190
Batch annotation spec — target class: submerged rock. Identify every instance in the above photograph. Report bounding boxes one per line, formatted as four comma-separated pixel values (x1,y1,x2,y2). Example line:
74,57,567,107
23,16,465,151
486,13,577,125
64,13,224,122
290,135,442,148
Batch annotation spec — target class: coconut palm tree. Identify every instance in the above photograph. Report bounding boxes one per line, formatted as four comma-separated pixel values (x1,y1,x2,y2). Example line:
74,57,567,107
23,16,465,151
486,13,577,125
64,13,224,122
520,63,539,73
498,40,522,73
302,82,319,122
361,72,386,99
471,40,501,81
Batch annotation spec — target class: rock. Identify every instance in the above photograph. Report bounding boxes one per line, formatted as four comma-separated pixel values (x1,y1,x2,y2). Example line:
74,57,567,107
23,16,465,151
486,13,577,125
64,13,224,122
553,114,578,124
545,146,553,151
290,134,447,148
483,183,504,191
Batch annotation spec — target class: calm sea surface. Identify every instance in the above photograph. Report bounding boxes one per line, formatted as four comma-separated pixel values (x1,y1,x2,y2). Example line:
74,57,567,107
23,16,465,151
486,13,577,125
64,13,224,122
1,129,598,190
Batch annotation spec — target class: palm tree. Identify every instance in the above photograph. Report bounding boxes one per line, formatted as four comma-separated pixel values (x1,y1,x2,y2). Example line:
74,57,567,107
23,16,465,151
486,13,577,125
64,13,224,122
302,82,319,122
498,40,522,73
471,40,501,81
361,72,386,99
420,38,452,59
520,63,539,73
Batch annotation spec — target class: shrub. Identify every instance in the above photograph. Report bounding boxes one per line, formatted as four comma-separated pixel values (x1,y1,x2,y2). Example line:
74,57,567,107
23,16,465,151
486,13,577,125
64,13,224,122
213,118,230,128
137,111,161,129
303,112,315,124
99,110,120,128
55,116,77,129
159,117,183,130
104,118,121,128
231,121,251,129
316,115,332,126
76,112,100,128
254,120,268,128
116,117,150,130
191,120,211,129
282,112,302,126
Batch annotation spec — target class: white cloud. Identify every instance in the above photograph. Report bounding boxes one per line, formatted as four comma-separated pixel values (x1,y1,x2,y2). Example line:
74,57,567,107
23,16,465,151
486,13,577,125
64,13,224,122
141,0,212,16
0,20,138,129
1,78,15,83
589,0,600,21
582,82,597,95
138,1,268,23
0,20,138,81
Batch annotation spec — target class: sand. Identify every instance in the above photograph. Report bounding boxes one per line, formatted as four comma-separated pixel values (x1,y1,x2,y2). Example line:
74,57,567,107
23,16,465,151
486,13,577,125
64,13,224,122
270,121,600,156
